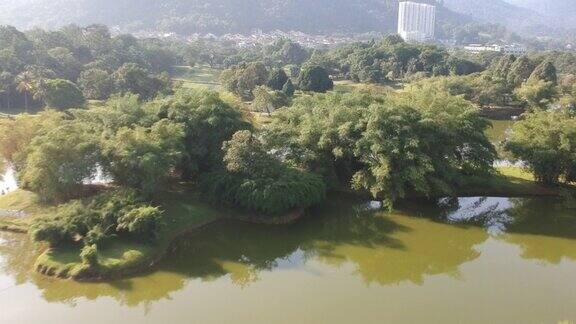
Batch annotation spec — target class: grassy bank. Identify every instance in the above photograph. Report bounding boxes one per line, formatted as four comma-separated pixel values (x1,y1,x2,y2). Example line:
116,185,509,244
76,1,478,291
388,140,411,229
1,167,574,281
0,190,55,233
458,167,571,197
35,185,228,280
32,183,304,280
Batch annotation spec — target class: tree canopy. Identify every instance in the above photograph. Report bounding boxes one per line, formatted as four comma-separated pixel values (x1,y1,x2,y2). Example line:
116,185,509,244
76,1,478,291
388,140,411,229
506,110,576,185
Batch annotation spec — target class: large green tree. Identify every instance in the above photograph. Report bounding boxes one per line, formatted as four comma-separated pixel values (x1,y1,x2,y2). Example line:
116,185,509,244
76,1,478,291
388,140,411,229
202,130,326,215
267,69,289,91
507,56,535,87
43,79,86,110
19,122,99,202
113,63,166,100
506,110,576,185
101,119,184,195
150,88,251,178
265,86,495,205
515,79,557,110
529,60,558,85
78,68,115,100
298,66,333,93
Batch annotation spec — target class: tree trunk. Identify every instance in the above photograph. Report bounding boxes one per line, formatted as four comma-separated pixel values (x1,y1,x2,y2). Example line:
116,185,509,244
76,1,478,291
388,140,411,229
24,92,28,113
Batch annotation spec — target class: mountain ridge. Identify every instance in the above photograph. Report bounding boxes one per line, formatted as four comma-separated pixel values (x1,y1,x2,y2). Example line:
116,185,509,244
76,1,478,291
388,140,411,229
0,0,466,35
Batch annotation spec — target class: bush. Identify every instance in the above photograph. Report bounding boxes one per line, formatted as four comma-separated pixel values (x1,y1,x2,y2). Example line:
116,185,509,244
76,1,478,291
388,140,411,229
30,200,97,246
30,189,165,247
80,244,99,267
202,169,326,215
117,206,163,239
201,130,326,215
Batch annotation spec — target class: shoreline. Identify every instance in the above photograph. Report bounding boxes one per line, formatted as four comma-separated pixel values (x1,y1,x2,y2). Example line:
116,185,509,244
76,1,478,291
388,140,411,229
1,167,574,282
32,208,307,282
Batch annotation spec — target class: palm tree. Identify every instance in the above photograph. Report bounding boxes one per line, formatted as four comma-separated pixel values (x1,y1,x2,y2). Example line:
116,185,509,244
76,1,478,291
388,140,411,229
16,71,35,113
15,66,56,113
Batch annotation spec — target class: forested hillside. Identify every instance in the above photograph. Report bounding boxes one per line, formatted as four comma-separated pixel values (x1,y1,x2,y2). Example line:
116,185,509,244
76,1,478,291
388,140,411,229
0,0,466,34
443,0,543,31
506,0,576,28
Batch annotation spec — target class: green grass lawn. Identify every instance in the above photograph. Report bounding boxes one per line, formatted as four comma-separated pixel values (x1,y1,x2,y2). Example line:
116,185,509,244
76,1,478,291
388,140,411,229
333,80,403,93
457,167,571,197
170,65,222,90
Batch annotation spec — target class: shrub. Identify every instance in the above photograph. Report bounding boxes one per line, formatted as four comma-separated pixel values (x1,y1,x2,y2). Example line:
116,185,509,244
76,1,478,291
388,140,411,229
117,206,163,239
202,169,326,215
201,130,326,215
30,189,165,247
80,244,99,267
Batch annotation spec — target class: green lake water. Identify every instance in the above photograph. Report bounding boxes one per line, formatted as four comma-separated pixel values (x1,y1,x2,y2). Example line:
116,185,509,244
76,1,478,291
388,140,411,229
1,195,576,323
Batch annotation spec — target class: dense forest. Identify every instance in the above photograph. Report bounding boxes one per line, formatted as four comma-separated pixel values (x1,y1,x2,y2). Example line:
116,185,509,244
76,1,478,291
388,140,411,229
0,25,179,111
3,23,576,114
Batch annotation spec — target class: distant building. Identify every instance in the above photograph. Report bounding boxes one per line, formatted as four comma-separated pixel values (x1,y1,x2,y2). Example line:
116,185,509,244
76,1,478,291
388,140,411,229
398,2,436,43
463,44,501,54
464,44,527,56
502,44,527,56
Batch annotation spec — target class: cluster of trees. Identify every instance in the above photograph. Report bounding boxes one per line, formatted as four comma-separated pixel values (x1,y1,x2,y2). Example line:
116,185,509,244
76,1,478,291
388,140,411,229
308,35,483,84
505,110,576,185
220,61,332,112
4,24,576,272
201,131,326,215
263,84,496,206
177,38,311,72
412,53,572,110
0,25,177,112
0,87,329,267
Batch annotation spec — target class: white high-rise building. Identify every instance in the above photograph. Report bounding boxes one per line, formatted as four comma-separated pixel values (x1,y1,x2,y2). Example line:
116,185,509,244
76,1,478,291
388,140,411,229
398,2,436,43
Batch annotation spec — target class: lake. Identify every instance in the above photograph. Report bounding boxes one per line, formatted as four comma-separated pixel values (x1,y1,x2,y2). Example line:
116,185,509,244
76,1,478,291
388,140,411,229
1,195,575,323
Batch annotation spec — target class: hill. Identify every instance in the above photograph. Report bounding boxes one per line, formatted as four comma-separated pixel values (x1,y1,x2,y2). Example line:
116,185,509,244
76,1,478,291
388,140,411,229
443,0,545,31
505,0,576,28
0,0,468,35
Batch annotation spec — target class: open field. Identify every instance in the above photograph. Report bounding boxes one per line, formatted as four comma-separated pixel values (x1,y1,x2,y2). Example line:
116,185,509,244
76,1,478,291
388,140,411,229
170,65,222,90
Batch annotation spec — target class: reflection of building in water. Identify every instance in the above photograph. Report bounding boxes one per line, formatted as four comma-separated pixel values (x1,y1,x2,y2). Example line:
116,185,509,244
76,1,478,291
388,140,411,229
398,2,436,43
